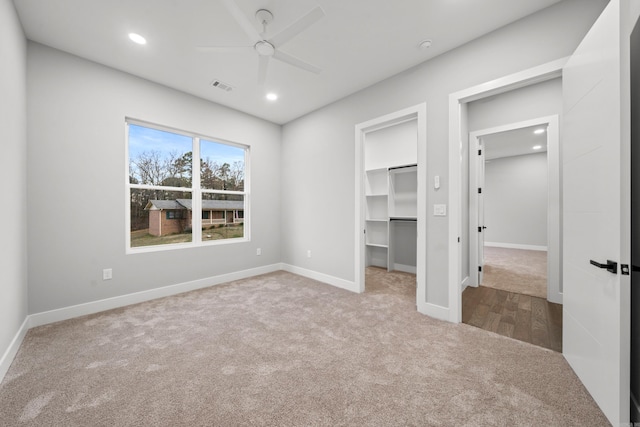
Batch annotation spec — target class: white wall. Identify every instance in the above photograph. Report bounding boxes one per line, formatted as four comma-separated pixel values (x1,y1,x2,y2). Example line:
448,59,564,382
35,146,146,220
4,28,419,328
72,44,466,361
484,153,548,247
0,0,28,370
281,0,606,308
27,43,282,314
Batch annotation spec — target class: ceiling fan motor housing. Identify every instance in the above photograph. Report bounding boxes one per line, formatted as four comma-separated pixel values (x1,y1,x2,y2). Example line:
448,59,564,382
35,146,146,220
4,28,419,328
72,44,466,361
255,40,275,56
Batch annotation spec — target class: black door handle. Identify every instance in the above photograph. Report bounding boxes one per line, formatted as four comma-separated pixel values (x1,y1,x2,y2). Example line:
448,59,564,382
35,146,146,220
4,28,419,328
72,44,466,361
590,259,617,274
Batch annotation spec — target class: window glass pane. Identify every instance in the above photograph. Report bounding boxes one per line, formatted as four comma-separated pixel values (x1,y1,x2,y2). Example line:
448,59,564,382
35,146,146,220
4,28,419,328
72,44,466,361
129,124,193,187
201,193,245,242
200,139,245,191
130,189,193,247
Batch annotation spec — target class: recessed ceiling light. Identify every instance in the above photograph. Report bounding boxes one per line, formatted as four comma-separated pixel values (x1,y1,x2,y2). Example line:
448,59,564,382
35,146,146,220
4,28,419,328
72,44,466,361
128,33,147,45
418,39,433,49
534,128,545,135
266,93,278,101
533,145,543,150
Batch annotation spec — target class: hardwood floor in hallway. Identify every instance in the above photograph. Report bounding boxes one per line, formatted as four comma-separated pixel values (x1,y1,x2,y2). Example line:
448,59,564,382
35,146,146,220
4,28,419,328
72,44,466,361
462,285,562,352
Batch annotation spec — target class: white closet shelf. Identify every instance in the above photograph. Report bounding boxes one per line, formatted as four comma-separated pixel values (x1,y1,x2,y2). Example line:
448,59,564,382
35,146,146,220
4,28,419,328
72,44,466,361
366,243,388,248
365,193,387,197
366,218,387,222
365,167,389,173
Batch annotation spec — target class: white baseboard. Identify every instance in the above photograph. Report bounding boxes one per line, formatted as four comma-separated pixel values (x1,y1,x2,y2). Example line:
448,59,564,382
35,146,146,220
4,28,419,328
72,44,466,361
632,392,640,423
485,242,548,251
29,264,282,328
461,276,470,292
281,264,359,293
547,290,562,305
393,263,417,274
0,317,30,384
417,302,450,322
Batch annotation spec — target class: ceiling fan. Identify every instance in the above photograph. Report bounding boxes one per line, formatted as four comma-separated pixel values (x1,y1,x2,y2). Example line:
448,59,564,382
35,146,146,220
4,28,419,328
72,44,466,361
200,0,325,86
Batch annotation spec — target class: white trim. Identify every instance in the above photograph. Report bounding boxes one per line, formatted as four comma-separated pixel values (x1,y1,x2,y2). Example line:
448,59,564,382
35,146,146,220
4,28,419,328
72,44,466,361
281,264,359,293
417,302,450,321
450,57,568,104
461,276,471,291
484,242,548,251
125,119,251,255
355,103,427,302
448,58,569,323
0,317,30,383
28,264,282,328
393,263,417,274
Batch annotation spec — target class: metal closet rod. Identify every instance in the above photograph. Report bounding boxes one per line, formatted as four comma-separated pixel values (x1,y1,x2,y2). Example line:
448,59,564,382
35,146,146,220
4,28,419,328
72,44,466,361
389,217,417,222
388,164,417,171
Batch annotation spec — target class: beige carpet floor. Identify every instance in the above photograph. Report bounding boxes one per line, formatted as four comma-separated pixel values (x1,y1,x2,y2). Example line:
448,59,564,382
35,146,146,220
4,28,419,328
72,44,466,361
0,268,607,426
481,247,547,299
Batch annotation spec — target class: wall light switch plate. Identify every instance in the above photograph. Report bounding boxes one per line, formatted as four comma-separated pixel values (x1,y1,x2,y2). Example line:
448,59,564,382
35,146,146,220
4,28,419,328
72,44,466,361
103,268,113,280
434,204,447,216
434,175,440,189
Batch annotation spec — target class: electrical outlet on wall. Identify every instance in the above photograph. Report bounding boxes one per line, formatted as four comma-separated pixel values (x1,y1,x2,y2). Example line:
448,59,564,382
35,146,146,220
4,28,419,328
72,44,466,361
307,250,312,258
103,268,113,280
256,248,262,256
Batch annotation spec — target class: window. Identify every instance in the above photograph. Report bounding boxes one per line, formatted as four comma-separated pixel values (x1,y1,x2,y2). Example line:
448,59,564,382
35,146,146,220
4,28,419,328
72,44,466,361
166,211,184,220
127,120,249,251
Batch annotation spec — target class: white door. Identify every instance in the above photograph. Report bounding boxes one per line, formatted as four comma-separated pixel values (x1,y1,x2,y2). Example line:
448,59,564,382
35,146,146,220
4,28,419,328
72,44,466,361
562,0,632,424
478,141,485,284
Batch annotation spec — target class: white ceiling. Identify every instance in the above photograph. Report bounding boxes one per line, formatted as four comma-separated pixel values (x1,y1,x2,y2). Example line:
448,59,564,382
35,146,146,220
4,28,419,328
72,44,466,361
13,0,563,124
482,125,548,161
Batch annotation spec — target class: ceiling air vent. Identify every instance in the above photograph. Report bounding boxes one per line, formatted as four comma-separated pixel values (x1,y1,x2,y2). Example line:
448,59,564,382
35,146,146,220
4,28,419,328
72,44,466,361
210,79,234,92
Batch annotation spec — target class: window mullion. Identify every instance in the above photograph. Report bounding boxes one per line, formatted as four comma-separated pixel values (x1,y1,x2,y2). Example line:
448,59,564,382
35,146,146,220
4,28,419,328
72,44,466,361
192,137,202,243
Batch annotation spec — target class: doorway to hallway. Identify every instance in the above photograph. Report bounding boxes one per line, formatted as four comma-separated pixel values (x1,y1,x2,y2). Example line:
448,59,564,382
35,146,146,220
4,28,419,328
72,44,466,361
481,246,547,299
462,285,562,352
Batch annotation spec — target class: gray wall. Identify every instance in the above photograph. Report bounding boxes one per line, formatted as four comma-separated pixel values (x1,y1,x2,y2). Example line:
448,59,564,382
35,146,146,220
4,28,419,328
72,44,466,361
27,43,282,314
484,153,548,247
281,0,605,308
467,78,563,132
0,0,28,364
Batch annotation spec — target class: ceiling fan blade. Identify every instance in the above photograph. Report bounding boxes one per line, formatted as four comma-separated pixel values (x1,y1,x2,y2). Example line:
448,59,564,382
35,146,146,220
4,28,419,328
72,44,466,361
221,0,262,44
257,56,269,86
196,45,254,53
268,6,325,47
272,50,321,74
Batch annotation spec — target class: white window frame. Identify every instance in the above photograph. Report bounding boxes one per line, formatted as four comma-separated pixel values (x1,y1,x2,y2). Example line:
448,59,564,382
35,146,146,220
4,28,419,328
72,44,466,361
125,118,250,253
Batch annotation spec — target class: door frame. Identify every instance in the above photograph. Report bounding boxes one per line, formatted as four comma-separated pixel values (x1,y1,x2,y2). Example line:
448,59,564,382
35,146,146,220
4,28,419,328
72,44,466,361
448,57,568,323
468,116,562,304
355,103,427,306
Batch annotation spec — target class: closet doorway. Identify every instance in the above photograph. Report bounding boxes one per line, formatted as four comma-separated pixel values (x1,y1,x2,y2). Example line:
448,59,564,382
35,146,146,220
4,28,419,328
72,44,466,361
354,104,426,308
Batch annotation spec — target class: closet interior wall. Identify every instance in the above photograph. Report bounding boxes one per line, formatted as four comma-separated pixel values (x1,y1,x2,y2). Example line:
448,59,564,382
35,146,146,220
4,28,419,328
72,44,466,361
364,119,418,273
